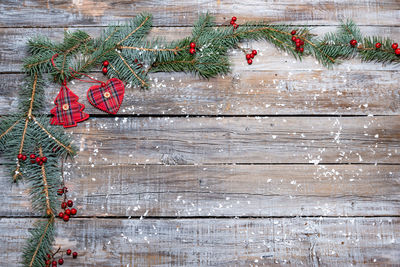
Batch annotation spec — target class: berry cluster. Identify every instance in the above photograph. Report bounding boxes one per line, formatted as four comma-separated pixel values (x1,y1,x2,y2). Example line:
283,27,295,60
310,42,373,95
392,43,400,55
16,153,27,161
44,248,78,267
102,60,109,75
57,186,77,222
245,50,257,65
290,30,304,53
17,153,47,166
230,16,239,30
189,42,196,55
349,39,400,55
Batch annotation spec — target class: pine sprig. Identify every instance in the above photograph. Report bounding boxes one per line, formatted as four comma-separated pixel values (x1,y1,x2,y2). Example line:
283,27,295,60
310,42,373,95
18,74,45,115
359,36,400,64
22,217,55,267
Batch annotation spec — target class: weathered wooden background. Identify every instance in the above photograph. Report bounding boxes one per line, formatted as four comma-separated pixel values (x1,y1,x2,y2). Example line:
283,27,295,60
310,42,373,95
1,0,400,266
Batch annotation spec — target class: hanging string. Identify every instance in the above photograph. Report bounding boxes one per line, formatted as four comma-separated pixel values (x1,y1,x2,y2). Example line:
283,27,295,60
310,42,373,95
51,53,104,85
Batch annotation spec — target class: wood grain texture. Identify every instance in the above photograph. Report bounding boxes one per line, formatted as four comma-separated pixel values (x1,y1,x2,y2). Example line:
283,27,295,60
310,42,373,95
1,70,400,116
1,217,399,266
0,0,399,27
1,164,399,217
62,116,400,165
0,0,399,266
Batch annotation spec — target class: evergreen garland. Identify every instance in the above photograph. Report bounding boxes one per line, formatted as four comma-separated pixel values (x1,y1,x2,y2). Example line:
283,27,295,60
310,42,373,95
0,13,399,266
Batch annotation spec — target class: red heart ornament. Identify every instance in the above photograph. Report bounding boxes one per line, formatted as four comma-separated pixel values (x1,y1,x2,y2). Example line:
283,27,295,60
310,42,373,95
87,78,125,114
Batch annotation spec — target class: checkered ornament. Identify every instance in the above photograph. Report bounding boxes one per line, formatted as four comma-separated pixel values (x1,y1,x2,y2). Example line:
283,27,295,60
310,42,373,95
50,85,89,128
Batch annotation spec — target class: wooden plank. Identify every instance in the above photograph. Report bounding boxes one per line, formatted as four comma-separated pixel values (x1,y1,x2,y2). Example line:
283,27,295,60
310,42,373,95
0,0,399,27
60,116,400,165
1,217,399,266
1,26,400,73
1,70,400,116
1,164,399,217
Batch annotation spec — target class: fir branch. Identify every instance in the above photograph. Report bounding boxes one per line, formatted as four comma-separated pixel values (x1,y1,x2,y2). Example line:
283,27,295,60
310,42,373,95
116,15,151,45
27,74,38,117
116,53,148,87
12,118,29,182
27,36,59,55
23,53,54,76
192,13,215,41
38,147,54,217
358,36,400,65
18,74,45,115
23,217,55,267
78,13,153,73
31,116,75,155
0,118,21,141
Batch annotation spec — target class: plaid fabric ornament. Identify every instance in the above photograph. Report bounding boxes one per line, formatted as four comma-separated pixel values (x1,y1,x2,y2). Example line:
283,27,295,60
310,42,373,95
87,78,125,115
50,85,89,128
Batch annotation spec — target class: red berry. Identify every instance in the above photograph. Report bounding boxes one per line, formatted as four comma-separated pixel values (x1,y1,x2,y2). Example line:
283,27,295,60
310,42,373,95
299,47,304,53
295,38,301,43
246,54,251,60
102,67,108,74
392,43,398,50
72,252,78,258
247,59,252,65
395,48,400,55
103,60,109,67
291,36,296,42
249,53,254,59
230,20,235,25
296,42,301,48
299,40,304,46
67,200,73,207
58,258,64,265
134,59,138,63
38,161,43,166
65,209,71,216
350,39,357,47
252,50,257,55
30,154,36,159
59,212,64,218
46,260,51,265
190,42,196,48
375,42,381,49
189,48,195,55
71,208,77,215
17,154,23,159
101,82,106,87
41,157,47,163
233,24,238,29
30,159,36,164
22,155,27,161
57,190,64,196
291,30,296,35
61,202,67,209
52,261,57,266
63,215,69,222
66,249,72,255
231,16,237,22
36,157,41,163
